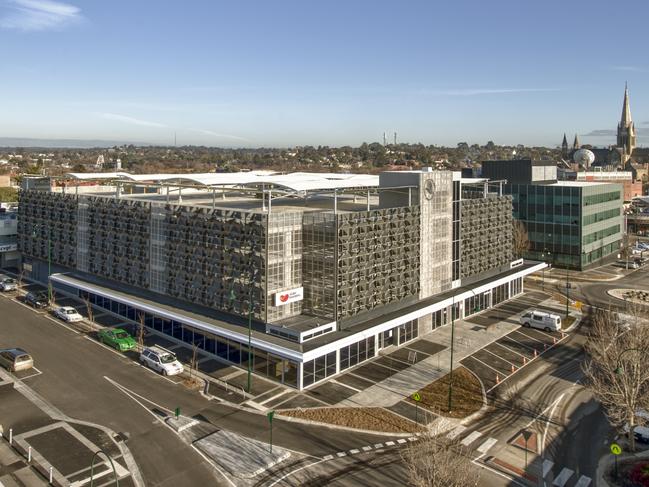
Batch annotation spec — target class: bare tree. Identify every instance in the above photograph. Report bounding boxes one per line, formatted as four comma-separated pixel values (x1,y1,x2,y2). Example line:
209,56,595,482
583,308,649,451
512,220,530,259
84,297,94,324
136,313,146,351
190,342,199,380
401,432,480,487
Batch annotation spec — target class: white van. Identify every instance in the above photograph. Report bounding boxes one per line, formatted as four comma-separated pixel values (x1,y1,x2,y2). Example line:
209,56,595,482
520,310,562,332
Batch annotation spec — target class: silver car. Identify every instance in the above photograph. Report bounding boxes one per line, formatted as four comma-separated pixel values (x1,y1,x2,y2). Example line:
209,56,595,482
0,348,34,372
0,278,17,292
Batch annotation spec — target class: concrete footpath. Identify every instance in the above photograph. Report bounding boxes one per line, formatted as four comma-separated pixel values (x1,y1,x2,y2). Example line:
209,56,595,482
339,295,578,408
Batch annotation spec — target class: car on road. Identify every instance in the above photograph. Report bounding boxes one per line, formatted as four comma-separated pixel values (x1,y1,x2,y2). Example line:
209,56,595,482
24,291,49,309
0,277,17,292
139,346,184,376
0,348,34,372
54,306,84,322
97,328,137,351
520,310,562,332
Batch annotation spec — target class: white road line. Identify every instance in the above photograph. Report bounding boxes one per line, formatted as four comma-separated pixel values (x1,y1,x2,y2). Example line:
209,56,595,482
541,394,565,457
522,392,565,430
542,459,554,478
477,437,497,453
15,367,43,380
447,425,467,440
362,446,372,452
336,452,347,457
267,458,328,487
552,467,574,487
322,455,333,461
397,439,407,444
83,335,128,359
461,431,482,446
483,348,517,367
385,441,395,446
574,475,591,487
494,341,528,359
511,328,546,345
373,443,384,448
467,355,503,375
349,449,360,454
408,437,417,442
103,375,236,487
470,456,527,487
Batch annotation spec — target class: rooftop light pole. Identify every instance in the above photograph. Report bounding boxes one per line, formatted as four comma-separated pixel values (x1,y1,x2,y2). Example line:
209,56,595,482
448,287,480,412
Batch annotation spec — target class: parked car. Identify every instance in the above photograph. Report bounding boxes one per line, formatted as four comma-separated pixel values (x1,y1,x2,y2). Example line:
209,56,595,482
139,346,184,376
520,310,562,332
0,348,34,372
634,426,649,444
97,328,137,351
54,306,83,322
0,278,17,292
24,291,49,309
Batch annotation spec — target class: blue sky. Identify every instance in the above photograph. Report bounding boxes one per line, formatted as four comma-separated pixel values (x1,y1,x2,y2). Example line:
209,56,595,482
1,0,648,148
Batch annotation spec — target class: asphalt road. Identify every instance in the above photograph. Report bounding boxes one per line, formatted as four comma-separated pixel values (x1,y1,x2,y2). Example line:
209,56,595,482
0,294,417,486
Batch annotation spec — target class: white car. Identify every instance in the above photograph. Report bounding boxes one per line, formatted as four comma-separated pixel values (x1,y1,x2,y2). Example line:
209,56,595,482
139,346,184,376
0,278,17,292
54,306,84,322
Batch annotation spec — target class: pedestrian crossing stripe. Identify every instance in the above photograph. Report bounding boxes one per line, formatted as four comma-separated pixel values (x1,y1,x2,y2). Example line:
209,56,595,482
446,425,467,440
477,437,497,453
552,467,574,487
460,431,483,446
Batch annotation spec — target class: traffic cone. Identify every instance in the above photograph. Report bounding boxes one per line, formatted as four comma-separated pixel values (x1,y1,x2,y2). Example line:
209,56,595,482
496,374,500,384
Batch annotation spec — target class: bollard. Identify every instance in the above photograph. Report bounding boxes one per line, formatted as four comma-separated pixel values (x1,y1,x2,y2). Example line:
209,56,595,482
9,428,12,445
511,364,515,373
496,374,500,384
28,446,31,463
49,466,53,483
523,357,527,365
553,337,557,344
534,349,538,358
544,343,548,350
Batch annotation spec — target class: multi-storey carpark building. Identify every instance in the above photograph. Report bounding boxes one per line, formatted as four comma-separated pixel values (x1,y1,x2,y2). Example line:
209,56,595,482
18,170,543,390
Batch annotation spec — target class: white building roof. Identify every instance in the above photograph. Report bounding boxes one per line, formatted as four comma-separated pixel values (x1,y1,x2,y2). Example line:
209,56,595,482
65,171,380,193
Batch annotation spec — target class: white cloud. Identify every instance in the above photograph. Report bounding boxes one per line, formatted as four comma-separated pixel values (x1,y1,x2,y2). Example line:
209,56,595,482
100,113,167,128
418,88,560,97
188,128,248,141
610,66,649,72
0,0,82,31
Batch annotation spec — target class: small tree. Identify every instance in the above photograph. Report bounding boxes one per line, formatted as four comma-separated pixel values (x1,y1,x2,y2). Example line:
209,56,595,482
401,432,480,487
512,220,530,259
136,313,146,351
583,308,649,451
84,297,94,324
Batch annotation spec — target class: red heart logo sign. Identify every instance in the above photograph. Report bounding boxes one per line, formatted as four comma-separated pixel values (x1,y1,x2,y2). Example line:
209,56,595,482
280,294,289,302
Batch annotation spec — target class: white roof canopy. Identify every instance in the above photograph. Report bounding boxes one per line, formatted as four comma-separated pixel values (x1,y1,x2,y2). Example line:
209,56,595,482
65,171,380,194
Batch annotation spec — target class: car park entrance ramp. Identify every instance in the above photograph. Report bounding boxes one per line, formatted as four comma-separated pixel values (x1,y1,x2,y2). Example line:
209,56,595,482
194,429,290,479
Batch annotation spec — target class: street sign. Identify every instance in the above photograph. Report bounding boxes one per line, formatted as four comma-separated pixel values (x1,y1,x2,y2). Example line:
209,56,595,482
610,443,622,455
412,392,421,402
574,301,583,310
267,410,275,423
174,407,180,419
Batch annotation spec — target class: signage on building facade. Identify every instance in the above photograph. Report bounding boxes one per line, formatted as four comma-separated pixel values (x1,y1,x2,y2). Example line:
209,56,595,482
0,243,17,252
274,287,304,306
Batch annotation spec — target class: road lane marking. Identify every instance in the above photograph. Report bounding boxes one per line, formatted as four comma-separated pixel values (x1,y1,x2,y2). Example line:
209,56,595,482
385,441,395,446
477,437,497,453
103,376,236,487
322,455,333,461
552,468,573,487
574,475,591,487
461,431,482,446
484,347,518,367
336,452,346,457
349,449,359,454
362,446,372,452
268,458,328,487
541,394,565,457
373,443,384,448
468,355,505,375
15,367,42,380
446,425,467,440
397,439,407,444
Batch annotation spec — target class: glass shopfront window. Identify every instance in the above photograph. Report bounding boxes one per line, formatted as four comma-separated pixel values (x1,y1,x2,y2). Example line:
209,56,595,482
72,288,303,389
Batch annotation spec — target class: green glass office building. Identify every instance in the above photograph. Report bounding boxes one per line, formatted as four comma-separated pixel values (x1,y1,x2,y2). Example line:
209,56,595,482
509,181,623,269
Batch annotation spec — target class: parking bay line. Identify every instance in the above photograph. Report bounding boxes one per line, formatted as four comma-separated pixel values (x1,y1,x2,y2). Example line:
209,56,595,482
511,329,548,345
483,347,518,368
465,355,505,376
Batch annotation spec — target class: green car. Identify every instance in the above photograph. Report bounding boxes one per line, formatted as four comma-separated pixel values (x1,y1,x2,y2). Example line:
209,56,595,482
97,329,137,351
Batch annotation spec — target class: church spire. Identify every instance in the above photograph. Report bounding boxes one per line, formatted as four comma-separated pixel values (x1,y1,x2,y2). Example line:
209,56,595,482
573,134,580,150
621,82,632,126
561,133,569,158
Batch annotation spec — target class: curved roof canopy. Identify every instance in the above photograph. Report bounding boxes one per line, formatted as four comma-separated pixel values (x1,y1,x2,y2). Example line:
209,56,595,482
65,171,379,194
